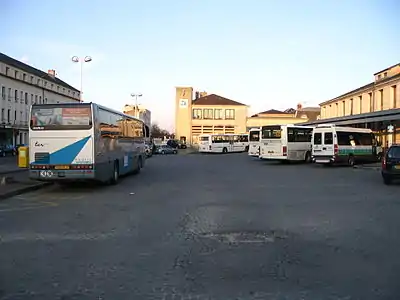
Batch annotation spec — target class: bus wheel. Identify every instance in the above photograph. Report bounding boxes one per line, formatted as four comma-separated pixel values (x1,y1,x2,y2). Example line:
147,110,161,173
245,146,249,152
111,161,119,184
304,151,311,163
133,157,142,174
348,155,355,166
222,147,228,153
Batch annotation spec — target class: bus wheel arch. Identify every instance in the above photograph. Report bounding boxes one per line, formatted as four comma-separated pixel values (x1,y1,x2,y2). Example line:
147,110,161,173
245,145,249,152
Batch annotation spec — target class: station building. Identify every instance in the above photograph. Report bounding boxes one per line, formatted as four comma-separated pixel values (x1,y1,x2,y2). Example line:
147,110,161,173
302,63,400,148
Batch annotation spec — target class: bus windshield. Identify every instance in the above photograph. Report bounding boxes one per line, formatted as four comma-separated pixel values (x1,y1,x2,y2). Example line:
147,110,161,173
199,136,210,142
30,104,92,130
261,126,281,139
249,131,260,142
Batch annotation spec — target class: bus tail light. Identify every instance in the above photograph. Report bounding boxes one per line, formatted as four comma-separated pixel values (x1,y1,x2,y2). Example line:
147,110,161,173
334,144,339,155
282,146,287,156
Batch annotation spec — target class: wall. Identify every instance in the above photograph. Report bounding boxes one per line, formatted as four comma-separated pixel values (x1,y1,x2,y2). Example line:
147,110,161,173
320,76,400,119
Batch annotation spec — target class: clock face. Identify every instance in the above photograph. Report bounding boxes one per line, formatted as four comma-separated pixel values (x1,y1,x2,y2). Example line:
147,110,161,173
179,99,187,108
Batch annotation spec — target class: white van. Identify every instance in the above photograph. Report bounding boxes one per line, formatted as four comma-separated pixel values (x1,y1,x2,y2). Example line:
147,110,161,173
312,124,381,166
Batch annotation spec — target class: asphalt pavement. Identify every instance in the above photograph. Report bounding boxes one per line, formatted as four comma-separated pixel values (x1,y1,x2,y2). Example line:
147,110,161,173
0,153,399,299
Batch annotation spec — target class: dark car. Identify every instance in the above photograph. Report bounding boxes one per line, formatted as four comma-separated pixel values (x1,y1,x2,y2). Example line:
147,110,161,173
381,144,400,185
167,139,187,149
0,144,17,157
156,145,178,155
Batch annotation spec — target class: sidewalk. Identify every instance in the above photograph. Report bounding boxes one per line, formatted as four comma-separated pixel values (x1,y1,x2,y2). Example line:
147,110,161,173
353,162,381,171
0,170,52,201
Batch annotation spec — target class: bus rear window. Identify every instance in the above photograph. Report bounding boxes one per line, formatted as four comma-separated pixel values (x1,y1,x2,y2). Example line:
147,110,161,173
199,136,209,142
30,105,92,130
261,126,281,139
249,131,260,142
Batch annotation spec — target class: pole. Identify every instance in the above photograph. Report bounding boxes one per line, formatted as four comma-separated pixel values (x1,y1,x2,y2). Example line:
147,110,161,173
135,95,138,118
80,60,83,102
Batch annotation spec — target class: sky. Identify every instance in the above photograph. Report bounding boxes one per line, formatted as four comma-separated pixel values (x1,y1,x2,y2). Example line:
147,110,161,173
1,0,399,132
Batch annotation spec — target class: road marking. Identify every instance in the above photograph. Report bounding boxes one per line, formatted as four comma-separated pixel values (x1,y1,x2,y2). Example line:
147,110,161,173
0,201,59,213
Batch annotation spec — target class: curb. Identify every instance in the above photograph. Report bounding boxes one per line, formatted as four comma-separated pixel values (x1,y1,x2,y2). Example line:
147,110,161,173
0,182,53,201
0,168,27,175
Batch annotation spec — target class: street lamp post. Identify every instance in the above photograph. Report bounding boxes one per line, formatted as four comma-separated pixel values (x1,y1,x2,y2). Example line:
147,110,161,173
72,56,92,102
130,93,143,118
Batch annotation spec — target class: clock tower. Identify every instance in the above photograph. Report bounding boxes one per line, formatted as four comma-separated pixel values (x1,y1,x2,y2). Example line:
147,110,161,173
175,86,193,144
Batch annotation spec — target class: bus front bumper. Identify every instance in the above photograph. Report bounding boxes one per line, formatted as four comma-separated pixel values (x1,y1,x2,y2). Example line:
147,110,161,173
29,169,95,181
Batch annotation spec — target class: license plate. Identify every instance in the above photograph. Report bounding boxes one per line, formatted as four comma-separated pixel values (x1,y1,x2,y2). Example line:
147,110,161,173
268,151,274,154
55,165,70,170
394,165,400,170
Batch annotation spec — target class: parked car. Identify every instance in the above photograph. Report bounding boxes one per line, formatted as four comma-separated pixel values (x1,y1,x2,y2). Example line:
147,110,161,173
145,144,153,158
167,139,187,149
156,145,178,155
381,144,400,185
0,144,17,157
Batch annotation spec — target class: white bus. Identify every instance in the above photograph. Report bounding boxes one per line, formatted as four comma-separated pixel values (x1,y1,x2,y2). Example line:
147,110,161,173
248,127,261,157
259,124,313,162
312,124,382,166
29,102,148,184
198,133,249,153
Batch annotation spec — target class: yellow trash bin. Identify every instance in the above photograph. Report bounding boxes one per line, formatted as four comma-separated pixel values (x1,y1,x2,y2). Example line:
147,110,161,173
18,146,29,168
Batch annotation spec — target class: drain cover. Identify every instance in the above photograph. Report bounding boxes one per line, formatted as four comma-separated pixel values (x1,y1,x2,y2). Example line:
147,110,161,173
200,230,285,244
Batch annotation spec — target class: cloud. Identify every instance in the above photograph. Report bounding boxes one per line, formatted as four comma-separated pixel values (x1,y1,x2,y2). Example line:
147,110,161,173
20,55,29,63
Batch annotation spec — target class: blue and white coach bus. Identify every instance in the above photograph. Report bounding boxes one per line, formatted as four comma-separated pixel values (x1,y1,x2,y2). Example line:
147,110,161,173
29,102,148,184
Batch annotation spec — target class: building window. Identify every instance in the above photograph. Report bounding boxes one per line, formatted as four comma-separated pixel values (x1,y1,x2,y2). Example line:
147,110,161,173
30,76,33,83
57,86,60,92
37,79,40,85
44,81,47,87
384,72,388,78
335,103,338,116
214,109,223,119
31,94,33,105
14,70,18,79
5,67,9,76
7,109,10,122
391,85,397,109
51,84,54,89
35,95,38,104
1,86,5,100
25,93,28,104
379,89,383,110
369,92,373,112
342,101,345,116
14,90,18,102
350,98,353,115
192,109,202,119
8,88,11,101
20,91,23,102
23,73,26,81
14,110,16,122
225,109,235,120
203,109,213,119
39,96,42,104
359,96,362,113
1,108,4,121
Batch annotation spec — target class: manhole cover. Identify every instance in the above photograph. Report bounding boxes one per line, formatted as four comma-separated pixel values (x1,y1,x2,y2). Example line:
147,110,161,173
200,230,286,244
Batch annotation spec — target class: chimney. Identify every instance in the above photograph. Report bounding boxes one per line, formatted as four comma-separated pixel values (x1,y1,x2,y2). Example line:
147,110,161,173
297,103,302,110
48,69,56,77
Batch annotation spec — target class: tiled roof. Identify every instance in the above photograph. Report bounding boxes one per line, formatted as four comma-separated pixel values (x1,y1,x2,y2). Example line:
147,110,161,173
0,52,80,92
192,94,247,106
251,109,293,117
